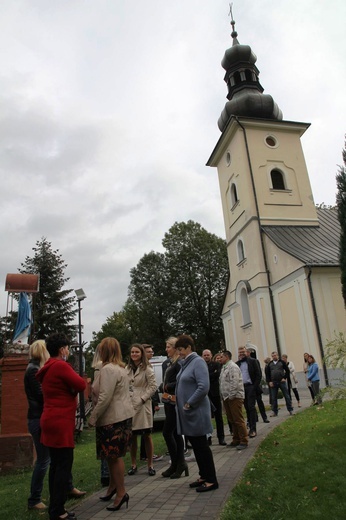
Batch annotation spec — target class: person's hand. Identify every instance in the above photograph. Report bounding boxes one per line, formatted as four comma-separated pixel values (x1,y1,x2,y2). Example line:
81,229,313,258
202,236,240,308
88,418,95,428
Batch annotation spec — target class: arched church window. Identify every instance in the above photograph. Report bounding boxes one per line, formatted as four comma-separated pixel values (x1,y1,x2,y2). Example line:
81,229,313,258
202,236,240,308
237,239,245,263
230,183,238,207
240,287,251,326
271,168,286,190
245,69,252,81
234,71,241,85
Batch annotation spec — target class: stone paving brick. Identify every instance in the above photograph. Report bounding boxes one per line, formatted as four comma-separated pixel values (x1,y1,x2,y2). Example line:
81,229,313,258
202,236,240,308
70,392,310,519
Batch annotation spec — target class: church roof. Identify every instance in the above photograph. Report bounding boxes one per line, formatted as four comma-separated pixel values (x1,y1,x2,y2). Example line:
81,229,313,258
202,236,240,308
262,207,340,266
218,14,283,132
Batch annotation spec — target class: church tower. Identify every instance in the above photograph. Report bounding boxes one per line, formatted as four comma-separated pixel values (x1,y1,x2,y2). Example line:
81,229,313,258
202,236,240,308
207,14,321,357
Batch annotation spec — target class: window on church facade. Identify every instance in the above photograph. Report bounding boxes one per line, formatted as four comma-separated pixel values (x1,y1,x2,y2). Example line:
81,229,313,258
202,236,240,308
271,168,286,190
237,239,245,263
240,287,251,326
230,183,238,208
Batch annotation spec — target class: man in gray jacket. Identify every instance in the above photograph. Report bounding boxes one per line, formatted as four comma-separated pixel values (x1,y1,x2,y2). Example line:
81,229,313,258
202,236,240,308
219,351,248,450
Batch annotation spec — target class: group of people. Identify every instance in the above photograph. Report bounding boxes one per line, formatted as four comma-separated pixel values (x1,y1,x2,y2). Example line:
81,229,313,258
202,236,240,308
25,331,322,519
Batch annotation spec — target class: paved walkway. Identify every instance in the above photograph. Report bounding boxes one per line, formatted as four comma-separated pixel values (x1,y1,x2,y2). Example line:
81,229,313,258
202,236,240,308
70,391,312,520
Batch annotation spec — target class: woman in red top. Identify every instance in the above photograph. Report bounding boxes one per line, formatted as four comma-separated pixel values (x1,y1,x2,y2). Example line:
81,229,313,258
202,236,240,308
36,333,86,520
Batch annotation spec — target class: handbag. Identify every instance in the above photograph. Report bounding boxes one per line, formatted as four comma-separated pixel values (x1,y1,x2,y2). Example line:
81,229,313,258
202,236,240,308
162,392,176,404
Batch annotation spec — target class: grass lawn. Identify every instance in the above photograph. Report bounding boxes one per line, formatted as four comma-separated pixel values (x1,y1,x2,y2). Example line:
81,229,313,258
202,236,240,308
1,401,345,520
220,399,346,520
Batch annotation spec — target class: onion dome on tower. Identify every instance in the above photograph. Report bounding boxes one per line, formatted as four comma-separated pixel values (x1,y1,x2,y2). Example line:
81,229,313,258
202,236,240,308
218,14,283,132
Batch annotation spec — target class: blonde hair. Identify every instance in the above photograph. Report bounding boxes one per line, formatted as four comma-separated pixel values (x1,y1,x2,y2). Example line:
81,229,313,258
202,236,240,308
29,340,50,368
98,337,124,367
166,336,177,347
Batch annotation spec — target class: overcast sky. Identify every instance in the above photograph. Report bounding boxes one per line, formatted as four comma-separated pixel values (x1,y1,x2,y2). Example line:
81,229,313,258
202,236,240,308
1,0,345,346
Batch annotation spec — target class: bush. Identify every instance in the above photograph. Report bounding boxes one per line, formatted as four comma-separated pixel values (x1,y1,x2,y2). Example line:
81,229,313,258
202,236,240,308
323,332,346,399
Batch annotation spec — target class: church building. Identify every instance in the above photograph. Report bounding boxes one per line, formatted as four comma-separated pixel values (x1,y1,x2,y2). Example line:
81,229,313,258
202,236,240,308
207,17,344,383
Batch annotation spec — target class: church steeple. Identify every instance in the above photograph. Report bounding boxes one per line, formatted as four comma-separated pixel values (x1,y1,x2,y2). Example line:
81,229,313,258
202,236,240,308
218,12,283,132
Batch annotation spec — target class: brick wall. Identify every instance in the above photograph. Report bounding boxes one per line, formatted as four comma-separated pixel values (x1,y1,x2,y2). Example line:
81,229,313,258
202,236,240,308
0,355,29,434
0,433,33,474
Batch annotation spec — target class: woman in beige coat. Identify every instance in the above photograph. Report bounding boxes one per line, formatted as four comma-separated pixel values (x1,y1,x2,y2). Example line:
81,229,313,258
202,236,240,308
88,337,134,512
126,343,157,476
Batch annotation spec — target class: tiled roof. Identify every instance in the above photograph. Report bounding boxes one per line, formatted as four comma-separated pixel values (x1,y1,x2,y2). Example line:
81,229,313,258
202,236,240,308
262,207,340,266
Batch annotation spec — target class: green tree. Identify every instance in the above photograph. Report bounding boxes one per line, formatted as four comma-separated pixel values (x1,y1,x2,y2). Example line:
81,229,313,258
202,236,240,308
323,332,346,399
162,221,228,349
19,237,77,340
85,310,135,375
336,136,346,306
126,251,173,350
92,221,229,356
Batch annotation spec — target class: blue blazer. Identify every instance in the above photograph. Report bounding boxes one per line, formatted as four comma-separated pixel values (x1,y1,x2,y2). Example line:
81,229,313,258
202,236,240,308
175,352,213,437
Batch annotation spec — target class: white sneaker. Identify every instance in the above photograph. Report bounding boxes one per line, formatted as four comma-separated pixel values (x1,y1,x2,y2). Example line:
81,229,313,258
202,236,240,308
185,454,195,462
153,454,163,461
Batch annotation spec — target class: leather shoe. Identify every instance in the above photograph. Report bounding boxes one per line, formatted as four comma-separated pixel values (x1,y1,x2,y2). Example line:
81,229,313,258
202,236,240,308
196,482,219,492
68,488,86,498
218,438,227,446
263,419,270,423
99,488,116,501
28,502,47,510
189,479,206,488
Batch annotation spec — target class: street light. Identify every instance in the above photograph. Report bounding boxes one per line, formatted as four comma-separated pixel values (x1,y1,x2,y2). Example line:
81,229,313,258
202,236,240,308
75,288,87,423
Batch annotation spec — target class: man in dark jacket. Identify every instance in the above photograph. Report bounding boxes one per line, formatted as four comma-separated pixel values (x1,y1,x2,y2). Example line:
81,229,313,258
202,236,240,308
236,346,262,438
245,347,269,423
202,349,226,445
265,351,293,416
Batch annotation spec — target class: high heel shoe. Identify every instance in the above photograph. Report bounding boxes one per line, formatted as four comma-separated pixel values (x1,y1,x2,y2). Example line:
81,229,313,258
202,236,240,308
127,465,137,475
170,462,189,479
106,493,129,511
99,488,117,501
162,465,176,478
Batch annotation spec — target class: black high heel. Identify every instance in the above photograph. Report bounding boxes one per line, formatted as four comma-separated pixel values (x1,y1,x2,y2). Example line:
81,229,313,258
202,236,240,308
162,465,176,478
170,462,189,479
106,493,129,511
99,488,117,501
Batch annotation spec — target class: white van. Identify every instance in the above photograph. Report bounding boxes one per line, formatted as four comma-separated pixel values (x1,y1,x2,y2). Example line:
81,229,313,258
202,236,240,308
150,355,168,423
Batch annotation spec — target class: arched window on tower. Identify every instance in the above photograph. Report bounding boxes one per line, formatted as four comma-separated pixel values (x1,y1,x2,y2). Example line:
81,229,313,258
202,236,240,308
230,183,238,208
271,168,286,190
234,71,241,85
240,286,251,326
237,239,245,263
236,281,252,327
245,69,252,82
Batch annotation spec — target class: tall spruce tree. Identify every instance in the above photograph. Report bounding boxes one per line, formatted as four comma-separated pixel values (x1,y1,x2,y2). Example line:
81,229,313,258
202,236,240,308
336,137,346,306
20,237,77,339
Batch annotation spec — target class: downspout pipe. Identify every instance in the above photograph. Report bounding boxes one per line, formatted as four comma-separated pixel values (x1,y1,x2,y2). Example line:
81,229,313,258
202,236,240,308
307,267,329,386
235,117,282,354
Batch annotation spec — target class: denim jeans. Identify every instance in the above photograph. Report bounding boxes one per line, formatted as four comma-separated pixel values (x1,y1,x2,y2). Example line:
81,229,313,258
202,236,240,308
28,418,50,507
270,381,293,414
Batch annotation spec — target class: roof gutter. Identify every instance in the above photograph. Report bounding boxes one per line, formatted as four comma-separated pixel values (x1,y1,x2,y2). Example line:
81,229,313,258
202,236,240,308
306,266,329,386
235,116,281,354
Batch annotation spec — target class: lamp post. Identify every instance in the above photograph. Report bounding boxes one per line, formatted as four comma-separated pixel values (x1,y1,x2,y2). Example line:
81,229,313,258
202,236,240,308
75,288,87,422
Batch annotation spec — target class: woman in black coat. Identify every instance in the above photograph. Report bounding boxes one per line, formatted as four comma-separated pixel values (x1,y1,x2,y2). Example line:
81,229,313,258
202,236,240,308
161,336,188,479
